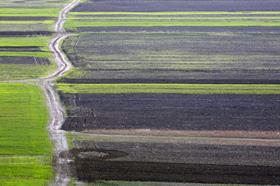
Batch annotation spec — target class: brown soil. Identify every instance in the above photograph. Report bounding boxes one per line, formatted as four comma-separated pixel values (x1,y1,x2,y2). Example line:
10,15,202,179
69,143,280,185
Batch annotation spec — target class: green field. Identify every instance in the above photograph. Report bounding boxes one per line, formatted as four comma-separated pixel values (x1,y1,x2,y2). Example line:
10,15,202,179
2,0,280,184
0,7,59,80
0,8,60,17
0,37,50,47
0,0,71,80
57,83,280,94
0,0,71,185
66,18,280,28
0,38,52,81
0,64,55,80
0,36,55,80
0,83,53,185
0,8,57,32
0,37,51,58
65,11,280,31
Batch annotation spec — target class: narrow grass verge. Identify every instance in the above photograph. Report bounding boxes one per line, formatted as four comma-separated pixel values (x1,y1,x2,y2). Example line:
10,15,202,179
56,83,280,94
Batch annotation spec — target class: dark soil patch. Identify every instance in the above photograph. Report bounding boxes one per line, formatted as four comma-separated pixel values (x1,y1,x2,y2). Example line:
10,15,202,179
0,31,53,36
59,78,280,84
0,46,42,52
74,160,280,184
60,93,280,132
0,16,54,21
69,141,280,184
74,0,280,12
61,32,280,83
0,56,50,65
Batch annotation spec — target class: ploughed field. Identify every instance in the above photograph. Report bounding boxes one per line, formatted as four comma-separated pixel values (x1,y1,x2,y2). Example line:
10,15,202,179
58,0,280,184
61,32,280,84
59,92,280,132
70,138,280,185
57,83,280,133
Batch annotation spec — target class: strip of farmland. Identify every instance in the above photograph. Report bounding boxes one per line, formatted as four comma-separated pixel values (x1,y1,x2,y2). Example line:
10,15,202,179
57,83,280,94
65,12,280,31
61,32,280,84
57,84,280,133
59,0,280,184
73,0,280,12
0,0,70,80
0,83,52,185
0,34,54,80
0,0,74,185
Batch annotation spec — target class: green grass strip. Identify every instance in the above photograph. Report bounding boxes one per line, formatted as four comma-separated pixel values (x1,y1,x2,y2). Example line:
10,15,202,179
65,19,280,28
57,83,280,94
0,20,54,25
0,52,50,57
0,8,60,17
66,11,280,28
0,37,50,47
68,16,280,20
0,63,56,80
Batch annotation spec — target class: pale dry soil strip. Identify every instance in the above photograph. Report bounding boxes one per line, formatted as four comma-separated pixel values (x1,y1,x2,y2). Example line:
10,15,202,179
41,0,80,185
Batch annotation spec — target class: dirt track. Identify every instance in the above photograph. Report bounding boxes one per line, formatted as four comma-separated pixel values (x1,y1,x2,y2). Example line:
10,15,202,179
40,0,80,185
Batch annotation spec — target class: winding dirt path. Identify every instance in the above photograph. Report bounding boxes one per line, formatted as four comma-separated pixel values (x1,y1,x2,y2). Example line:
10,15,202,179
41,0,80,185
